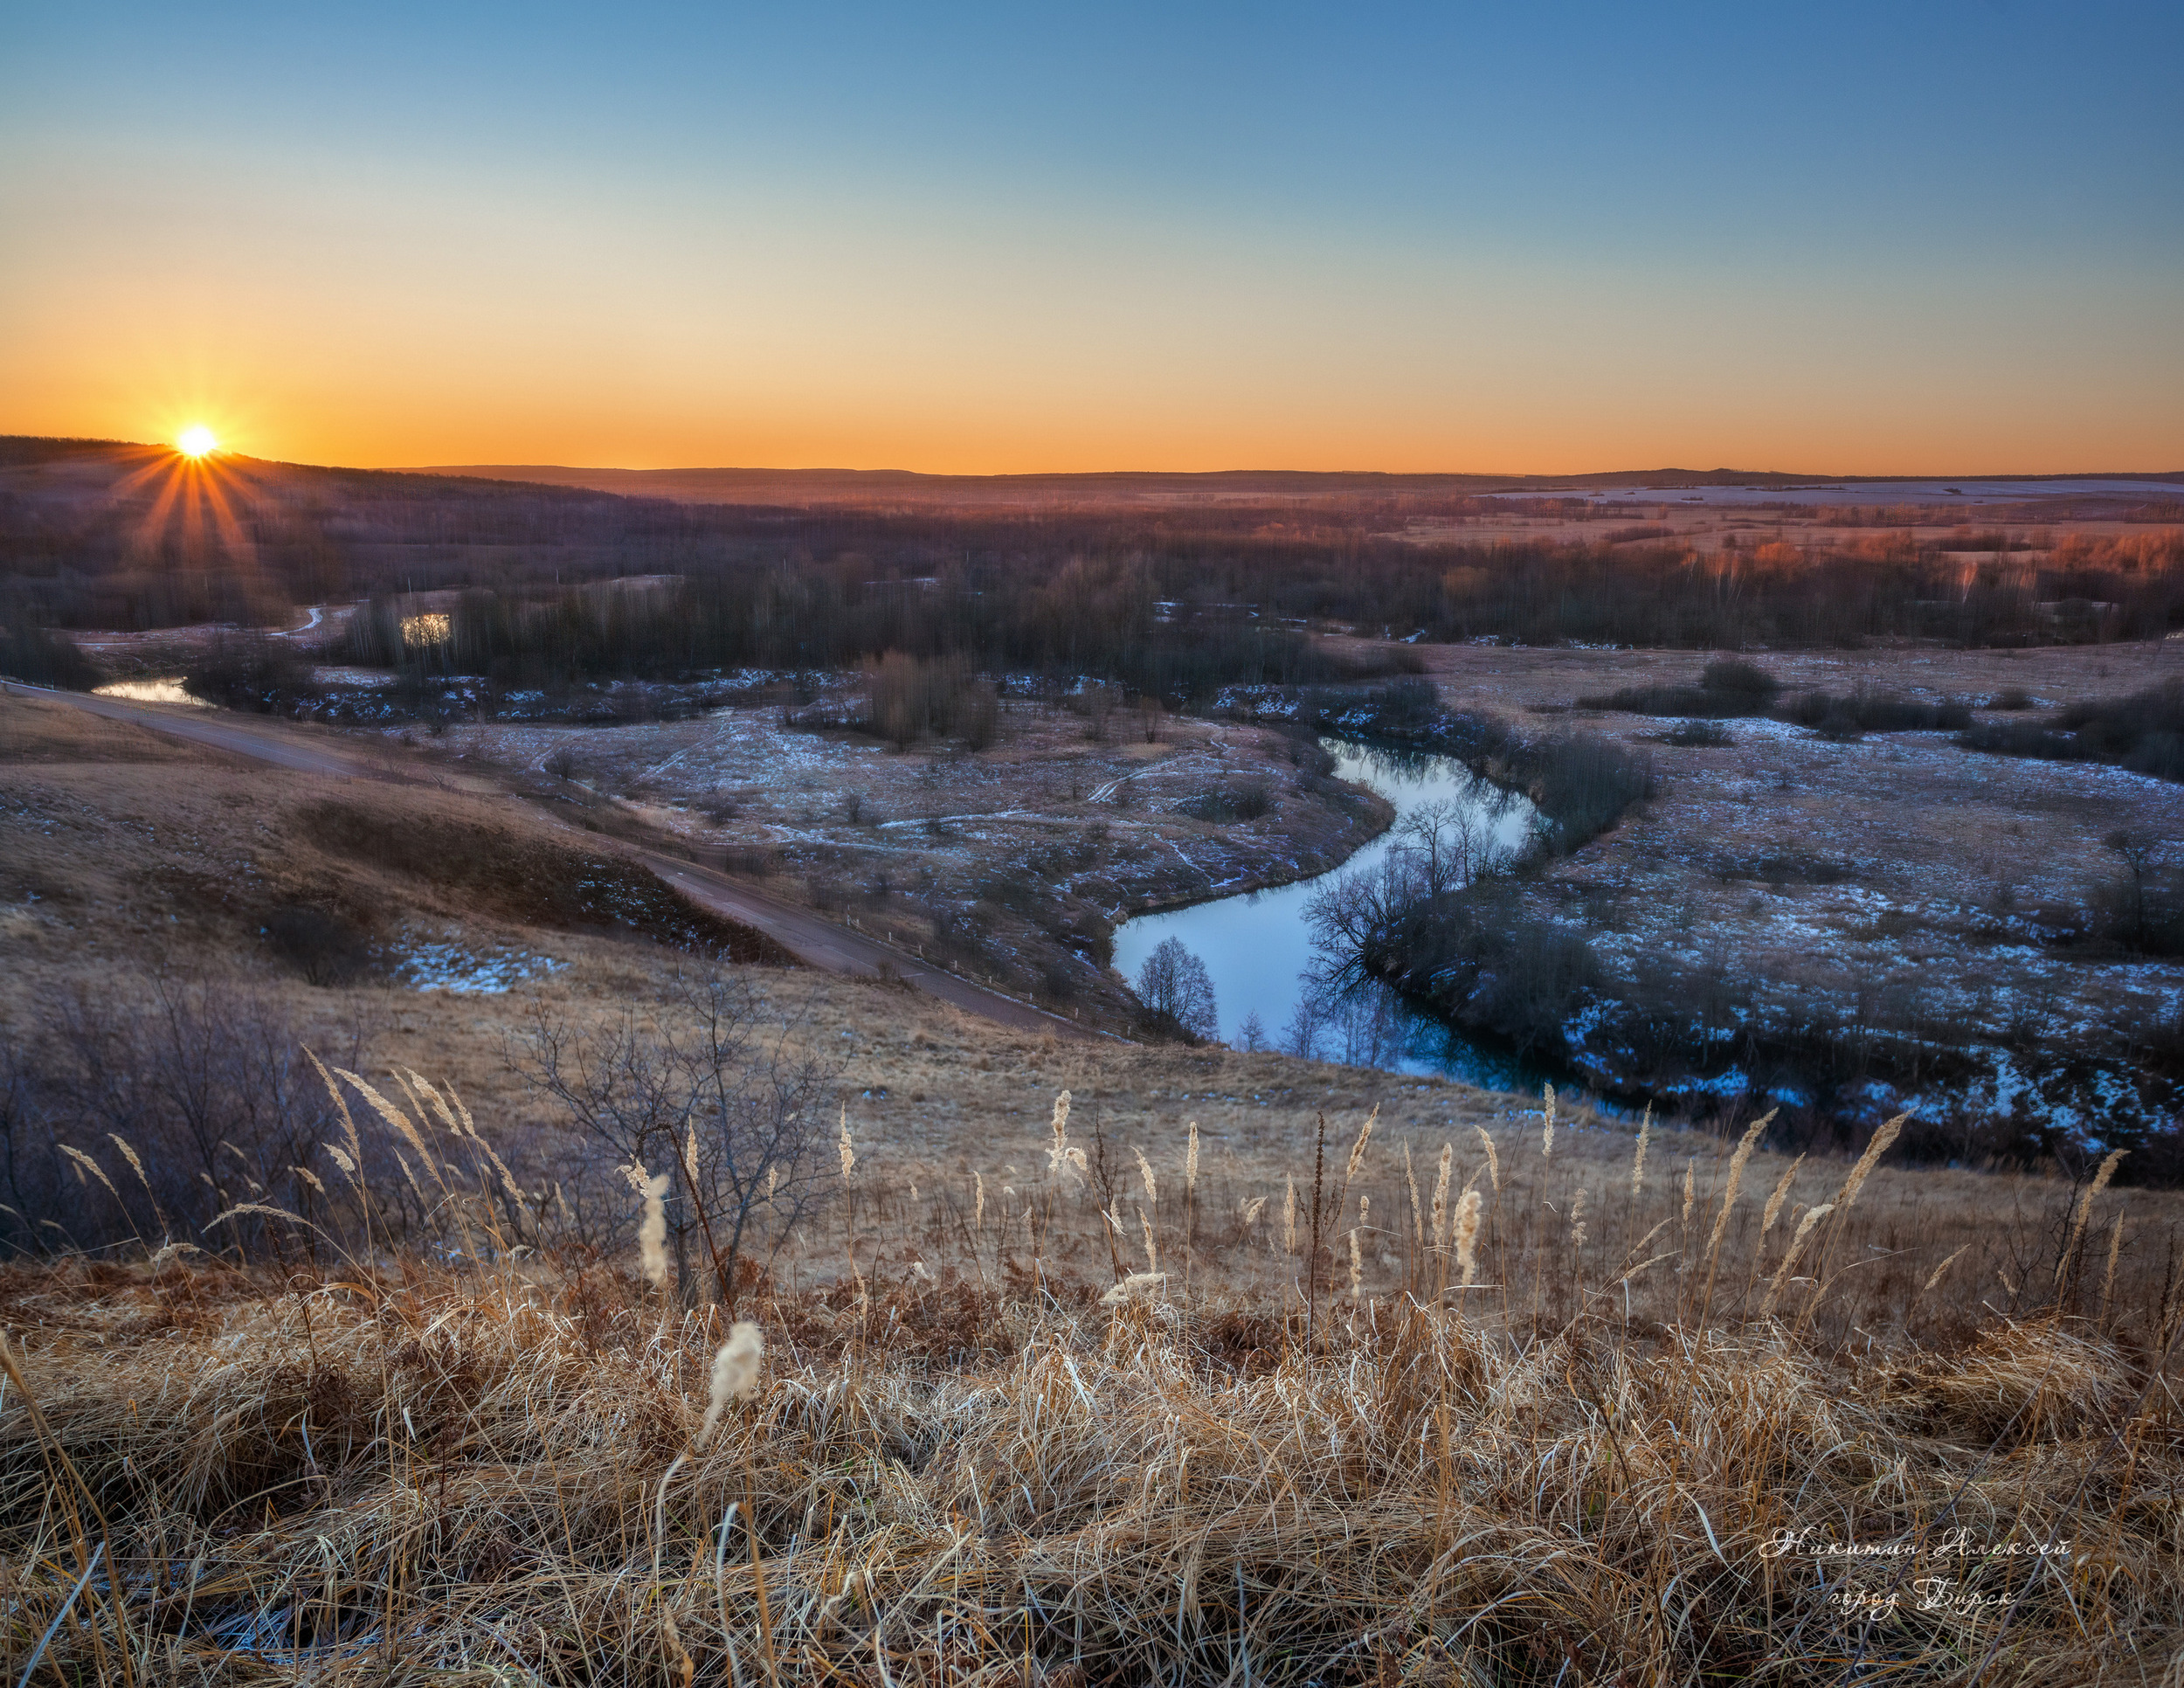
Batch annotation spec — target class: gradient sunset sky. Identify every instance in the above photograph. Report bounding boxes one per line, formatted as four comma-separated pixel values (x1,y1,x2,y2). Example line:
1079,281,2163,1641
3,3,2180,474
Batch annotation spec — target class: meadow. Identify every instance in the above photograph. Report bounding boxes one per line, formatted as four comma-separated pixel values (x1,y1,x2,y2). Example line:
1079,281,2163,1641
3,1068,2178,1685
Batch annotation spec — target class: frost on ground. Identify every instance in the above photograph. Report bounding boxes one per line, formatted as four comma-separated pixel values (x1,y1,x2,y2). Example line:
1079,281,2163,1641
383,935,565,994
1324,635,2184,1135
427,688,1390,1021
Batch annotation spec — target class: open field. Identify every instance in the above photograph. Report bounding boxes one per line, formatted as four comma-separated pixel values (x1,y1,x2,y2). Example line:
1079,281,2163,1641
3,1083,2179,1685
1310,636,2184,1141
7,652,2184,1683
418,688,1387,1025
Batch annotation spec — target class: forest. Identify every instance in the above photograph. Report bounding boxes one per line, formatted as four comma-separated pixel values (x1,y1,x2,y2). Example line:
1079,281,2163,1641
3,441,2183,697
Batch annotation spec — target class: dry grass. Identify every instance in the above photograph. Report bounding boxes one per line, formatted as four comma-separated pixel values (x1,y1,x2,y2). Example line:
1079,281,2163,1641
4,1076,2181,1685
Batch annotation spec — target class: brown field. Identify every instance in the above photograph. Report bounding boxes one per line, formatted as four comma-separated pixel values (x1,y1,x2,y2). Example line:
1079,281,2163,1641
3,1084,2179,1685
418,689,1388,1024
6,684,2184,1682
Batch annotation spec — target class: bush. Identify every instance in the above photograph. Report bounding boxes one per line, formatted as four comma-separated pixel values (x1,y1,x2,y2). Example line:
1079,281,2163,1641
1365,880,1600,1053
1175,782,1273,822
263,903,375,986
1959,681,2184,783
183,636,317,713
1662,719,1732,747
1700,657,1781,702
0,619,100,690
1784,688,1973,734
1516,733,1655,851
1577,665,1780,719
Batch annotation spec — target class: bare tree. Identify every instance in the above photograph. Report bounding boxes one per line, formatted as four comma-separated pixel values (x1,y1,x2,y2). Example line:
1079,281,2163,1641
1135,937,1219,1039
517,966,840,1309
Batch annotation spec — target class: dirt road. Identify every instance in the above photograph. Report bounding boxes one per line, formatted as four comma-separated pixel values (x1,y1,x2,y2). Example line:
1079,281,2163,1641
5,682,1097,1040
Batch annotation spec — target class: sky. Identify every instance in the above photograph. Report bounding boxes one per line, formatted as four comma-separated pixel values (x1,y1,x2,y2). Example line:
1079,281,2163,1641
3,3,2180,474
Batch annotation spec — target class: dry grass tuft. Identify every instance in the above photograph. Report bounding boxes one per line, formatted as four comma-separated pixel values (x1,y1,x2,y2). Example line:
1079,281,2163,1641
4,1078,2183,1685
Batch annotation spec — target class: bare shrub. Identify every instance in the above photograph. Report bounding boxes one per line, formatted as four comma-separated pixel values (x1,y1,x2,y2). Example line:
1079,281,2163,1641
516,965,840,1310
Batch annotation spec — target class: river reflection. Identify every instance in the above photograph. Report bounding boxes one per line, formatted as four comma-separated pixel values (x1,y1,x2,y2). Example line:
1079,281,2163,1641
1112,738,1557,1085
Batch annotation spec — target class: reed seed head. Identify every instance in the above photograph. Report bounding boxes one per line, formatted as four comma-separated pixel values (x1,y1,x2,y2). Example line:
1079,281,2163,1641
1630,1105,1650,1198
1833,1112,1904,1214
1704,1111,1773,1263
1344,1106,1378,1186
628,1166,670,1288
1760,1154,1806,1237
1761,1201,1833,1314
1101,1271,1165,1305
1475,1128,1499,1193
1918,1243,1969,1301
1453,1188,1482,1287
697,1321,764,1446
1541,1084,1556,1162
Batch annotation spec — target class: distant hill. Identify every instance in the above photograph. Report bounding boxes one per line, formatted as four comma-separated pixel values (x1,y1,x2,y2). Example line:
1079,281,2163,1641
409,461,2184,508
4,437,2179,508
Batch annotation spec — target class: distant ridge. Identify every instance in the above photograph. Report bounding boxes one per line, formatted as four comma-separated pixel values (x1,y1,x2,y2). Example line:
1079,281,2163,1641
411,461,2184,508
3,438,2180,506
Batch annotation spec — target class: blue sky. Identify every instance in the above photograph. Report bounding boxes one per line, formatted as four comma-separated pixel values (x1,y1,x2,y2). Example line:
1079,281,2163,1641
4,3,2179,469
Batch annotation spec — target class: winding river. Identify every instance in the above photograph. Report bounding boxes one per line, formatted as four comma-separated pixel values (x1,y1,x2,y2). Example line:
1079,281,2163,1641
1113,738,1563,1089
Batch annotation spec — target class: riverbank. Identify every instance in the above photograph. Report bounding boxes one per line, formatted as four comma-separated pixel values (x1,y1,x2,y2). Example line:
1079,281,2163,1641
405,691,1393,1036
1312,640,2184,1172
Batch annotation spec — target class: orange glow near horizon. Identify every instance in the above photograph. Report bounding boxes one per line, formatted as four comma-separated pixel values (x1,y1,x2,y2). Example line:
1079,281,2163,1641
102,439,262,566
6,248,2177,478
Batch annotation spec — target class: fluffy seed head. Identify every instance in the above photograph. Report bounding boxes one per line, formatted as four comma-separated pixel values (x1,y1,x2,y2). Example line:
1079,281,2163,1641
1047,1090,1073,1178
838,1108,856,1180
1453,1188,1482,1287
1569,1185,1587,1251
1630,1104,1650,1198
1475,1128,1500,1193
1761,1201,1834,1314
697,1322,764,1446
1101,1271,1165,1306
1185,1122,1199,1199
1919,1243,1969,1301
1682,1163,1696,1226
1540,1085,1556,1162
1134,1146,1158,1207
1282,1176,1297,1254
1430,1144,1453,1249
2061,1147,2129,1283
1241,1195,1268,1227
631,1166,670,1288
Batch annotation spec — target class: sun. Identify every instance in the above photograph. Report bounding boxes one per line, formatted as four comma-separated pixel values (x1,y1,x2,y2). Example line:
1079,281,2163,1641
176,425,218,459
